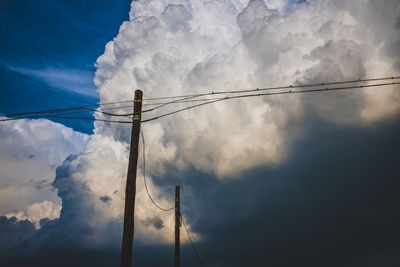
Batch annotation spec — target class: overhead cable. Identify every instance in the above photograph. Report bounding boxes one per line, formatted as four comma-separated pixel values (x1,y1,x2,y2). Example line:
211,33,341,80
0,114,134,123
1,78,399,123
180,212,204,267
140,129,174,212
141,81,400,122
142,75,400,101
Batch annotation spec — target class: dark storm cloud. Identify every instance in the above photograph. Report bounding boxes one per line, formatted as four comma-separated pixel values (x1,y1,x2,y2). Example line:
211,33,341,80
1,110,399,267
0,216,35,251
171,115,400,267
142,216,165,230
396,16,400,30
0,154,123,267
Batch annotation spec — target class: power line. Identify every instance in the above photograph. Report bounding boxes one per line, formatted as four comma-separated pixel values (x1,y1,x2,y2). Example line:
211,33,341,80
142,97,236,107
141,128,202,266
141,128,202,265
98,104,133,110
47,115,133,123
1,77,399,123
2,75,398,119
180,212,204,267
142,75,400,101
140,129,174,212
142,97,225,123
146,95,202,111
2,81,398,123
0,114,134,123
0,106,140,122
0,103,148,122
142,81,400,122
82,107,134,117
0,106,90,118
0,99,137,118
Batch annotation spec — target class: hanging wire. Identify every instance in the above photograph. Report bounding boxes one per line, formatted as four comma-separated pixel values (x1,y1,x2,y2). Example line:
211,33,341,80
2,75,399,119
180,211,204,267
142,75,400,101
1,77,399,123
141,81,400,123
140,128,174,212
142,97,225,123
144,95,204,112
0,99,137,118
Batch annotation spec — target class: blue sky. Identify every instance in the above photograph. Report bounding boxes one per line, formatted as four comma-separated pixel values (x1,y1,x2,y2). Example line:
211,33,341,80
0,0,131,134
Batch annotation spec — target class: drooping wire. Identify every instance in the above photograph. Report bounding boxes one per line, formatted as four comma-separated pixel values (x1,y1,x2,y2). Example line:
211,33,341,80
0,114,134,123
142,98,221,107
98,104,133,111
46,115,134,123
140,128,174,212
142,97,226,123
145,95,202,112
141,128,202,265
0,106,134,120
180,211,204,267
2,75,399,119
1,78,399,123
0,99,137,118
141,81,400,123
0,103,148,122
142,75,400,101
81,107,134,117
0,105,142,122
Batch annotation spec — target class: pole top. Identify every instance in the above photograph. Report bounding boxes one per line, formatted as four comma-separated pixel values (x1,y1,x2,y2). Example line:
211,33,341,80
134,90,143,99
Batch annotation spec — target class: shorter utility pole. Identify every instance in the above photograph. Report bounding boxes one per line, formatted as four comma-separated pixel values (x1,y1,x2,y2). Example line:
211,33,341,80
175,185,181,267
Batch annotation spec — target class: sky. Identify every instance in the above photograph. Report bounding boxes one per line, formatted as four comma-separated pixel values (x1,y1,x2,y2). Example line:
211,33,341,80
1,0,400,266
0,0,131,134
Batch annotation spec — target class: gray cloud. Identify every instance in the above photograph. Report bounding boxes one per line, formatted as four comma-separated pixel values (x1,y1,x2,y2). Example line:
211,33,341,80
0,119,88,227
0,216,35,251
142,216,165,230
172,116,400,266
99,195,112,203
2,112,399,267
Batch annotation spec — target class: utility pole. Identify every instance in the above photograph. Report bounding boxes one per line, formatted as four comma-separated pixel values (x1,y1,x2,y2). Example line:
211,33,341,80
120,90,143,267
175,185,181,267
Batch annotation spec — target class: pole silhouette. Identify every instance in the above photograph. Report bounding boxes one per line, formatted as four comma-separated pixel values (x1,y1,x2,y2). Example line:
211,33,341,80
175,185,181,267
120,90,143,267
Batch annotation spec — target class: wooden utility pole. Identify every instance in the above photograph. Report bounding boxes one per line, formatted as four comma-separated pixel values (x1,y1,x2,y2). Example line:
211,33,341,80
175,185,181,267
120,90,143,267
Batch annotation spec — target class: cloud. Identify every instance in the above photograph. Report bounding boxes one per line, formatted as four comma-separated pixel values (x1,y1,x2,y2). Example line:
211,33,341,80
94,0,400,177
184,117,400,266
142,216,164,230
0,119,89,227
6,65,98,97
49,134,185,245
6,200,61,229
23,0,400,246
0,216,36,251
3,116,400,266
2,0,400,265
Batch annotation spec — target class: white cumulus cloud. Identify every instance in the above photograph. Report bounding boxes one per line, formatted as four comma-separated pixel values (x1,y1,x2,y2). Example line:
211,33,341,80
44,0,399,246
0,119,89,227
